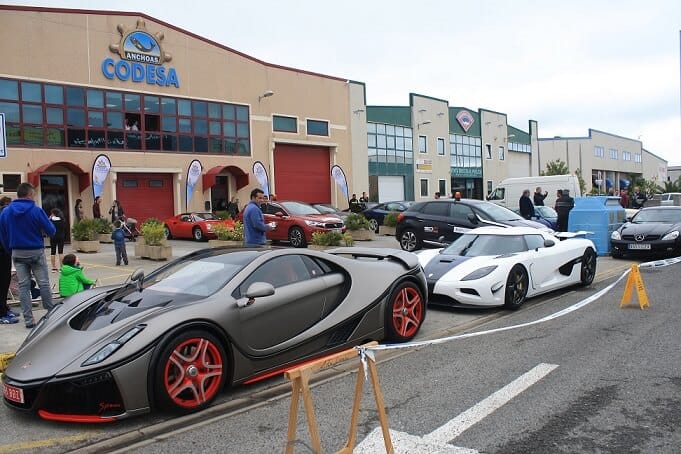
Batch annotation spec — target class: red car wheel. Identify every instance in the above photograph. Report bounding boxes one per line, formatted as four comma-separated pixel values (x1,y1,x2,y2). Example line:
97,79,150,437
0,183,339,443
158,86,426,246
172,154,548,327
154,330,227,412
386,282,424,342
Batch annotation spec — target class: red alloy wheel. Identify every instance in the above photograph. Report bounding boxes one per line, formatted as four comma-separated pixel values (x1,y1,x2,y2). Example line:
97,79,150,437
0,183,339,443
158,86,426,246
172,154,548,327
391,285,424,339
162,337,224,409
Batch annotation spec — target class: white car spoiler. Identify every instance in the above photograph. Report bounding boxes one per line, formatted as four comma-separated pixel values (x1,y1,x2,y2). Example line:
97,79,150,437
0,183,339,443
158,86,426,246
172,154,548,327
554,230,592,239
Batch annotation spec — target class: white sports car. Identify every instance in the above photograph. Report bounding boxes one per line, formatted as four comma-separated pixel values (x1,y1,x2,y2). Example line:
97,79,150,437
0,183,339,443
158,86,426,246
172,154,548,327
417,226,597,309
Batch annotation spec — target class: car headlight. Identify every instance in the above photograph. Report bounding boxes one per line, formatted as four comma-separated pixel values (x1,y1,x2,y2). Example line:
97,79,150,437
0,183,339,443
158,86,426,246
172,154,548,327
662,230,679,241
305,220,325,227
81,325,145,366
611,231,621,240
206,224,213,231
462,265,498,281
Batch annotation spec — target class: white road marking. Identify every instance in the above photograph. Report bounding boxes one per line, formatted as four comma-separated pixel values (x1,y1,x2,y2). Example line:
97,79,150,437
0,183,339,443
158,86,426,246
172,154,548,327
355,363,558,453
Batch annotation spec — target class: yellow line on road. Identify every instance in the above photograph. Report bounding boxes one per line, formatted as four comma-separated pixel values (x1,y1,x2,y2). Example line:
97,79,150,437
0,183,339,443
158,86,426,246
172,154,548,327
0,433,99,453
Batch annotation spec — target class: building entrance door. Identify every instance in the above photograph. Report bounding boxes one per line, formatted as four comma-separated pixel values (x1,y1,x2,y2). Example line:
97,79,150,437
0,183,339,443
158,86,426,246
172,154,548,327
211,175,229,212
40,174,70,241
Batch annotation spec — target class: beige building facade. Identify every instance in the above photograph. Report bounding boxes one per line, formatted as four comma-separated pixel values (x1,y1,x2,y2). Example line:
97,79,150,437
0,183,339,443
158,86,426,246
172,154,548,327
0,5,360,227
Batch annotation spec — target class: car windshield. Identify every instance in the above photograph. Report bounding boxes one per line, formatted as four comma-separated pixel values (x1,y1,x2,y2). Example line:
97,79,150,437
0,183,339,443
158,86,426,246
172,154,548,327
314,204,337,214
631,209,681,223
475,203,524,221
281,201,322,215
535,206,557,218
442,234,527,256
142,250,261,297
193,212,218,221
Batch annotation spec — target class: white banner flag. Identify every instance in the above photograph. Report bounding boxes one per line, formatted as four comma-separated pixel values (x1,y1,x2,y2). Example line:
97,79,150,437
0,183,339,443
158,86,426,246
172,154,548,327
252,161,270,197
92,154,112,198
186,159,203,209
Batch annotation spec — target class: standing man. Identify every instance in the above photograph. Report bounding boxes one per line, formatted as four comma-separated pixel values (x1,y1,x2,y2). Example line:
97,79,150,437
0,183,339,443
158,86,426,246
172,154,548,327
631,186,647,209
619,189,629,209
555,189,575,232
92,196,102,219
533,187,548,206
349,194,361,213
0,192,19,324
434,192,441,199
359,192,369,209
519,189,534,220
0,182,56,329
243,188,275,247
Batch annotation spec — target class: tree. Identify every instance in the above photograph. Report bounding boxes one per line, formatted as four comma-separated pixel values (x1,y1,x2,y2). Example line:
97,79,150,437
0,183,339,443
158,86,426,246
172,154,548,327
659,177,681,193
541,159,570,176
573,168,587,195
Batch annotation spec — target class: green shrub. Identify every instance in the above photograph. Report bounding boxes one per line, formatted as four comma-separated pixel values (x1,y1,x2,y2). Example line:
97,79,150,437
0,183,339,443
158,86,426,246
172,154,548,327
311,231,354,246
93,217,113,234
141,217,162,228
212,221,244,241
344,213,372,231
141,222,166,246
71,218,98,241
383,212,399,227
213,210,231,220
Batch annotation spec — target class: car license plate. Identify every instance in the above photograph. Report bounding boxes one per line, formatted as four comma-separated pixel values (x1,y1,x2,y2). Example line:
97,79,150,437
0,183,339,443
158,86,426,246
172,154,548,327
628,243,651,250
3,384,24,404
332,228,342,233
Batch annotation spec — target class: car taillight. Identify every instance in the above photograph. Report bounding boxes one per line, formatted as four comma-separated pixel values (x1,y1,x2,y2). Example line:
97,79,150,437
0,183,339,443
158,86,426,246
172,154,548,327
397,213,404,222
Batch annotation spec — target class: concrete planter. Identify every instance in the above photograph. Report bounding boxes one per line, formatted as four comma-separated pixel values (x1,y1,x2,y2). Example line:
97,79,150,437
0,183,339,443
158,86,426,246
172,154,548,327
378,225,396,236
307,244,334,251
98,233,113,243
72,240,101,253
349,229,375,241
208,240,243,248
135,243,172,261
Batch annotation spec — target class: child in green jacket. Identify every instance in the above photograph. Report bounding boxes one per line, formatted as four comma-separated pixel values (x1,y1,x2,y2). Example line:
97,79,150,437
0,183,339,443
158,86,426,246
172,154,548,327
59,254,95,297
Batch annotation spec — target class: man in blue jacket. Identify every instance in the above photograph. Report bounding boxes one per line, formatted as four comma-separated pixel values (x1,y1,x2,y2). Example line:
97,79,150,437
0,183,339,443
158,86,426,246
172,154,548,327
0,183,56,329
243,188,274,247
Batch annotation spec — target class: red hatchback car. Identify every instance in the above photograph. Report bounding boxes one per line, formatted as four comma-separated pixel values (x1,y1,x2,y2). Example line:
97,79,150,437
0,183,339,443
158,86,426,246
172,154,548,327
241,201,345,247
163,212,234,241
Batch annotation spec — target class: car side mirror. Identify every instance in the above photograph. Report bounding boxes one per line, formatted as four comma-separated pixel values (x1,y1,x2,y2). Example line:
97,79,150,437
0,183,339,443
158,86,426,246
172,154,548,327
544,239,555,248
130,268,145,292
238,282,275,307
467,213,478,224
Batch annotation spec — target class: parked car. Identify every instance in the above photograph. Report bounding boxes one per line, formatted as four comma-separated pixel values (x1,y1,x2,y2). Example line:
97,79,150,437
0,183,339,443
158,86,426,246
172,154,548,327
658,193,681,206
312,203,350,221
2,246,427,421
610,206,681,258
362,201,414,233
240,201,345,248
396,199,552,252
163,212,231,241
530,205,559,230
417,226,596,309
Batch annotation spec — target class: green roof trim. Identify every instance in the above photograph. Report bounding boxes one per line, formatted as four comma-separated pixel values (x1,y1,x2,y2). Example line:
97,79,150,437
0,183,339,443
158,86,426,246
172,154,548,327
508,125,530,144
409,93,449,105
366,106,412,127
448,107,481,136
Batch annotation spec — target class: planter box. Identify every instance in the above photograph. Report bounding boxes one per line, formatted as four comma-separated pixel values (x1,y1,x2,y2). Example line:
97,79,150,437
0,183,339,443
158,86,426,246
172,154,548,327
135,243,172,261
307,244,334,251
208,240,243,248
378,225,396,236
72,240,101,253
349,229,375,241
98,233,114,243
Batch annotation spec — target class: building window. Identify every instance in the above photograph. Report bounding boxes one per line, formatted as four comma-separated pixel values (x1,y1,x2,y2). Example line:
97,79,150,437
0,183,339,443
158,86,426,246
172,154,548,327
437,137,445,155
485,144,492,159
439,179,446,195
622,150,631,161
1,173,22,192
273,115,297,133
450,134,482,177
487,180,493,196
306,119,328,136
594,146,604,158
420,179,429,197
609,148,618,159
0,76,251,155
367,122,413,165
498,146,505,161
634,153,642,163
418,135,427,153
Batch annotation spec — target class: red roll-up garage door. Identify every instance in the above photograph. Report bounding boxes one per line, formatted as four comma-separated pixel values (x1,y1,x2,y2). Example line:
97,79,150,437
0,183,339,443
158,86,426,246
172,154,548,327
116,173,174,223
274,144,330,203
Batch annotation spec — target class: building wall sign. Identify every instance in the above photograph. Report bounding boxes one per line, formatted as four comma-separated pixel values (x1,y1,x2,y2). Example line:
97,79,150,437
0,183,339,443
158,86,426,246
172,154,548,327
456,110,474,132
101,20,180,88
416,159,433,173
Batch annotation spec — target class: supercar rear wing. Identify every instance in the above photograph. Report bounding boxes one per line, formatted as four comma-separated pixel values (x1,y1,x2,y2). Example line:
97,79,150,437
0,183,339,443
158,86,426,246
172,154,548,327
325,247,419,270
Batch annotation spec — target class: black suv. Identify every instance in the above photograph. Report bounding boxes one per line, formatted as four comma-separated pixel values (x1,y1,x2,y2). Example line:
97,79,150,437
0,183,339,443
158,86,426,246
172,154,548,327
396,199,550,251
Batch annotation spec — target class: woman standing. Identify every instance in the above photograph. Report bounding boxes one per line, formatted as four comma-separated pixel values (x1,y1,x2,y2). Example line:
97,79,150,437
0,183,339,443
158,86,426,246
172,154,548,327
74,198,84,223
109,200,125,223
49,208,66,272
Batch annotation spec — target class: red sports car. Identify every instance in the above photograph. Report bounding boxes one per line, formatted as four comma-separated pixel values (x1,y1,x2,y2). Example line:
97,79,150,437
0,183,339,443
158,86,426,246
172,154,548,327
163,212,234,241
240,201,345,247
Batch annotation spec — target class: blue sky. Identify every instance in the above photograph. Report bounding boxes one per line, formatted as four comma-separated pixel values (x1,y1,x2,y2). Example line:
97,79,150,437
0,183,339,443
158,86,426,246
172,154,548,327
5,0,681,165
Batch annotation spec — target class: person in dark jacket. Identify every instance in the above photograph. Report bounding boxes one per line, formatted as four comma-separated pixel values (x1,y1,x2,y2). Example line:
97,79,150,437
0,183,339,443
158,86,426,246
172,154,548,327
109,200,125,223
0,182,56,328
59,253,95,297
111,220,128,266
555,189,575,232
631,187,647,209
92,196,102,219
49,208,66,272
533,187,548,206
0,193,19,324
74,198,84,223
519,189,535,220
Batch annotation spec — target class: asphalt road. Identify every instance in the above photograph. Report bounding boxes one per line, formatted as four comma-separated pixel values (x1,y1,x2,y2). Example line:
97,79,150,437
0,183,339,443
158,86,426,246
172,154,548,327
0,236,652,453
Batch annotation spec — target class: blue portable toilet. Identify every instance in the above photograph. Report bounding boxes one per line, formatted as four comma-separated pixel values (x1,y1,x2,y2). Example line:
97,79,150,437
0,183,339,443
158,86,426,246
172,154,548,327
568,196,625,256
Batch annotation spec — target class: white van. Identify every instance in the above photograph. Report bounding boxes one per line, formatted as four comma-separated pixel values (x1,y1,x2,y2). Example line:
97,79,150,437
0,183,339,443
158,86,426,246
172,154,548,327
487,175,581,211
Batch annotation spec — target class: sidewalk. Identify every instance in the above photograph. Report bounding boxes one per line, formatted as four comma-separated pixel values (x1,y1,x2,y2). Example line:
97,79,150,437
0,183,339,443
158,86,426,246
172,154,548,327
1,237,632,358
